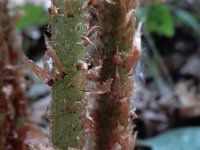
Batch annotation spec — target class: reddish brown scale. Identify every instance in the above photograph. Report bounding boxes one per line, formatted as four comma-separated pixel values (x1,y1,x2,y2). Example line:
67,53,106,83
68,105,78,114
48,5,59,15
110,54,122,65
75,60,88,71
86,66,101,80
83,79,113,94
45,36,68,78
64,0,74,17
23,55,56,86
80,36,92,47
122,47,141,70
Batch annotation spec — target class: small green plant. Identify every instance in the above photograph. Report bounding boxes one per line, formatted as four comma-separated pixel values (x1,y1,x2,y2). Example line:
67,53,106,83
49,0,86,149
15,3,48,30
137,2,200,37
0,0,28,149
137,2,174,37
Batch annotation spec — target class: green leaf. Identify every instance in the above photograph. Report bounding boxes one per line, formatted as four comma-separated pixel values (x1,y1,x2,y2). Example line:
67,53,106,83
175,9,200,35
137,127,200,150
138,3,175,37
15,4,48,30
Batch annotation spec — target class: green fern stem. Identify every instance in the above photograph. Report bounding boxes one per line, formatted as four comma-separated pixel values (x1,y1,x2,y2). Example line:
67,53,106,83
49,0,86,149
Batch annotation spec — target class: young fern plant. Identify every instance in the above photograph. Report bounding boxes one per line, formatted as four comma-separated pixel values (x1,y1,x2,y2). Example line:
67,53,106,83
0,1,56,149
83,0,141,149
23,0,88,149
0,1,28,149
48,0,87,149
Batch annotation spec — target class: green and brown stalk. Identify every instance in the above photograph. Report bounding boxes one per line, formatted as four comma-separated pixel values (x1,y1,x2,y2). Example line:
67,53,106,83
49,0,87,149
84,0,141,149
0,0,27,149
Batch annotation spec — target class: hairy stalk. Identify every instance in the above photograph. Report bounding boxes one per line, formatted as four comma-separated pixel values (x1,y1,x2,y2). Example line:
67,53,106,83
0,0,27,149
84,0,141,149
49,0,86,149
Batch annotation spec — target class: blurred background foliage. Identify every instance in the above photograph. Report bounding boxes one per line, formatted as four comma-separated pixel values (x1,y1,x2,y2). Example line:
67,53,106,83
15,3,48,30
11,0,200,150
137,1,200,37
